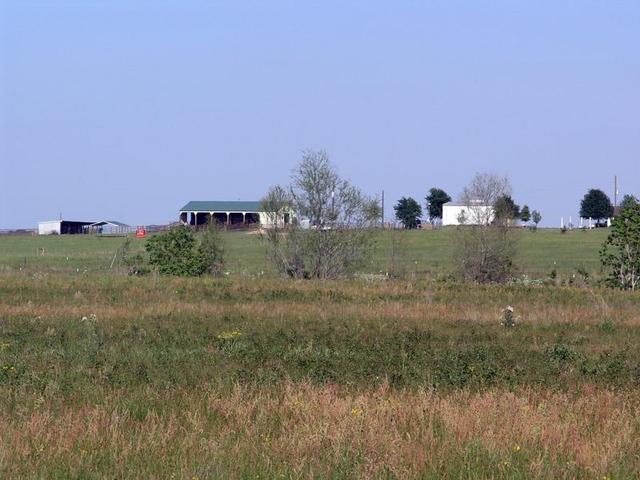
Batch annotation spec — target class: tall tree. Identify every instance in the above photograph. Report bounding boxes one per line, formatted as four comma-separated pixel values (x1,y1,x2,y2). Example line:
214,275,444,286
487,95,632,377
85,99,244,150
454,173,516,283
520,205,531,223
600,202,640,290
620,194,639,214
394,197,422,229
262,149,380,279
493,195,520,225
580,189,613,223
461,172,511,225
425,188,451,224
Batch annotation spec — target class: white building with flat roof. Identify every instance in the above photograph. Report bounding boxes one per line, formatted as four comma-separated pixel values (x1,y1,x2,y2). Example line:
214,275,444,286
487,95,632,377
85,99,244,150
442,202,494,226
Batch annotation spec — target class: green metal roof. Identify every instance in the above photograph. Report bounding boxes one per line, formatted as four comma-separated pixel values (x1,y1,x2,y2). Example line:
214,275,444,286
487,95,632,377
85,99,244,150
179,201,264,212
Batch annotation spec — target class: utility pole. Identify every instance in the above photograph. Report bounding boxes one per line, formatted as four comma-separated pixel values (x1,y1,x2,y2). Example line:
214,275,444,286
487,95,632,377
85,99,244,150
614,175,618,207
381,190,385,228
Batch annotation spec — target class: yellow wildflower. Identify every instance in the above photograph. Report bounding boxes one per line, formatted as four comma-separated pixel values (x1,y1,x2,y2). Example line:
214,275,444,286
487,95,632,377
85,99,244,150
217,331,242,340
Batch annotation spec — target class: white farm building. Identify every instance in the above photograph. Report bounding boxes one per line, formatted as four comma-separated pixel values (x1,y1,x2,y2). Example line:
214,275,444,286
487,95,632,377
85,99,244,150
179,201,292,228
37,219,131,235
442,202,495,226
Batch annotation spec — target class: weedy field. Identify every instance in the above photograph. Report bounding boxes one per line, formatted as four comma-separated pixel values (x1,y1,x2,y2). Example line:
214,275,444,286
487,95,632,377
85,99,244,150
0,229,635,478
1,270,639,478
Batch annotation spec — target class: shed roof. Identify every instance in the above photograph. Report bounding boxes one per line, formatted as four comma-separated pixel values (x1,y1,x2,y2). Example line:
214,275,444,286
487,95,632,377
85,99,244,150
38,219,94,225
180,201,264,212
443,201,492,208
87,220,130,227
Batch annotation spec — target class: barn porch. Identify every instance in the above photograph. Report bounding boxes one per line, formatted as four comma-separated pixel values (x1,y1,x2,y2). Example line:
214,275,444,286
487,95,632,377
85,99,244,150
179,201,266,228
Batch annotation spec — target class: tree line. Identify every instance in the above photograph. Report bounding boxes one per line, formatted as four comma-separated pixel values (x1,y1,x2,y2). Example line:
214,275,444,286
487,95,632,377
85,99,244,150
580,189,639,225
393,189,541,229
127,149,638,291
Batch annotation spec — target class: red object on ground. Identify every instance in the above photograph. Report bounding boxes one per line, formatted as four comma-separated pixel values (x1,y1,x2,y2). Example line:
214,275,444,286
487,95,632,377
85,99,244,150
135,226,147,238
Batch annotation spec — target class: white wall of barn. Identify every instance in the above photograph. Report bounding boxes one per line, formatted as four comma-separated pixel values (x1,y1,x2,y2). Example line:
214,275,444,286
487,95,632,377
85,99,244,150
38,220,61,235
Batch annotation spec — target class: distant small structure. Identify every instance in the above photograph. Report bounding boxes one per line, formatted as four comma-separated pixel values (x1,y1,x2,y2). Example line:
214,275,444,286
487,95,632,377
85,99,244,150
442,202,495,226
38,219,130,235
179,201,291,228
85,221,132,235
38,220,93,235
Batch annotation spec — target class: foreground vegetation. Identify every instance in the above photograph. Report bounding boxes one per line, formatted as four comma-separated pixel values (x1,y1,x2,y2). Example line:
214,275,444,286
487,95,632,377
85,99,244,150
1,273,639,477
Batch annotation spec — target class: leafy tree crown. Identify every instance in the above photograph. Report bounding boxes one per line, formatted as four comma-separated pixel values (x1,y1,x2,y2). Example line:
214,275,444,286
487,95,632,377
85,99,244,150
394,197,422,229
425,188,451,222
580,189,613,221
620,194,639,214
600,202,640,290
494,195,520,222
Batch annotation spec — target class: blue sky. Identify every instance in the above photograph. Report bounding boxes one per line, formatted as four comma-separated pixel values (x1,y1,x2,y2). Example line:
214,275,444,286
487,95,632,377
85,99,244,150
1,0,638,228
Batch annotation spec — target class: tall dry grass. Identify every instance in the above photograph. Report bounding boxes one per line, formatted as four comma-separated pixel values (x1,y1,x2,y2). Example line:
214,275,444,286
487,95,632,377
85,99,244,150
1,384,638,478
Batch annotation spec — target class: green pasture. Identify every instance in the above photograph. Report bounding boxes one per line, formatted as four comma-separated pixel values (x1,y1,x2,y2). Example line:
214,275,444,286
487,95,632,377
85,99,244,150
0,227,609,278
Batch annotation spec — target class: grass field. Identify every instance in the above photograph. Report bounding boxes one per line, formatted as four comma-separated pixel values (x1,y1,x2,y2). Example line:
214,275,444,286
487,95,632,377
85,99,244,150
0,227,609,278
1,229,638,478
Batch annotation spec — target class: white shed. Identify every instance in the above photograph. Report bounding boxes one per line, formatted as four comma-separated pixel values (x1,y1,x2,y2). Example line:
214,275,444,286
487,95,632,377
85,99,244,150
38,219,94,235
442,202,494,226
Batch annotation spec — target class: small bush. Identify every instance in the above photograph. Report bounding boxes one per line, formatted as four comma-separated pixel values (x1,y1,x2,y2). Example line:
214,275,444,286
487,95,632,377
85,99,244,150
198,225,225,275
545,344,582,371
145,225,224,276
599,319,615,333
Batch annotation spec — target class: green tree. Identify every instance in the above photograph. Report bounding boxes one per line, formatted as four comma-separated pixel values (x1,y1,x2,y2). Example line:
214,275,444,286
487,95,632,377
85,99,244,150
531,210,542,228
580,189,613,223
600,202,640,290
520,205,531,223
394,197,422,229
425,188,451,224
620,194,639,214
493,195,520,225
145,225,224,276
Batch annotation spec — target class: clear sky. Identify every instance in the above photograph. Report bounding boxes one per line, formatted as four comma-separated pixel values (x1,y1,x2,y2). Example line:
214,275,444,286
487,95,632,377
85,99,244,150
1,0,638,228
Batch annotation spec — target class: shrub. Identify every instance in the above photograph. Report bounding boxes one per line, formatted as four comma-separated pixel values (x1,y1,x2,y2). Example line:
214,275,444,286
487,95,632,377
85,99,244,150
145,225,224,276
454,225,516,283
599,319,615,333
600,202,640,290
198,224,225,275
545,344,582,371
